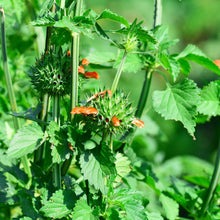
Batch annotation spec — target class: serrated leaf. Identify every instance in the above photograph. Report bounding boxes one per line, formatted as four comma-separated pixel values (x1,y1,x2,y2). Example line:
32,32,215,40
124,199,147,220
114,153,131,184
197,81,220,116
114,51,143,73
7,123,44,159
40,189,76,218
159,194,179,220
48,121,72,164
152,79,200,137
97,9,129,28
72,198,96,220
177,44,220,76
80,145,116,194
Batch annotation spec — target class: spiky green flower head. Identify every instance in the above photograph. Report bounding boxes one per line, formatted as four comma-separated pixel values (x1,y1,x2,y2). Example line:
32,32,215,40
29,49,72,96
85,89,136,135
122,35,138,53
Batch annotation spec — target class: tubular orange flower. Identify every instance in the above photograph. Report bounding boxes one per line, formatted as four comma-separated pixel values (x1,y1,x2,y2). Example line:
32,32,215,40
214,59,220,68
87,90,112,102
78,65,85,74
84,71,99,79
132,119,145,128
67,50,71,56
112,116,120,127
68,142,75,152
81,58,89,65
70,106,98,116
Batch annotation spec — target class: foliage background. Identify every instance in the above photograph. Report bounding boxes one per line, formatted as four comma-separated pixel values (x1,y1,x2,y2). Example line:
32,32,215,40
0,0,220,167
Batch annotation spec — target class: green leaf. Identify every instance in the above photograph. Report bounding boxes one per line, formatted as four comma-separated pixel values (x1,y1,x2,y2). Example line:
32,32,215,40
114,153,131,184
152,79,200,137
72,198,96,220
40,189,76,218
159,193,179,220
39,0,54,17
197,81,220,116
54,16,81,33
177,44,220,76
48,122,72,164
146,212,164,220
31,15,56,26
124,199,147,220
114,51,143,73
178,58,191,76
80,145,116,194
159,54,180,81
7,123,44,159
97,9,129,28
10,103,47,124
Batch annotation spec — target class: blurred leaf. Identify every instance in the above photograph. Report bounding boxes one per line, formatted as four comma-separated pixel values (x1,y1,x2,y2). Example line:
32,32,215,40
197,80,220,117
146,212,164,220
31,14,56,26
159,193,179,220
183,175,210,189
40,189,76,218
54,16,81,32
152,79,200,137
97,9,129,28
178,58,191,76
72,198,97,220
84,140,96,150
176,44,220,76
39,0,54,17
7,123,44,159
114,153,131,184
114,51,143,73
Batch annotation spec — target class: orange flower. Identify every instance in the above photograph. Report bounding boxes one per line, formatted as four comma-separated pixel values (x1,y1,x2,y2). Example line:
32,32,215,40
87,90,112,102
68,142,75,152
214,59,220,68
78,65,85,74
81,58,89,65
46,51,49,54
132,119,145,128
70,106,98,116
67,50,71,56
112,116,120,127
84,71,99,79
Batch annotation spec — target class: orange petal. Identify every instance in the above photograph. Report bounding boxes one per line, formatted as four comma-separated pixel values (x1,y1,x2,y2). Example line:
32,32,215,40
78,65,85,74
68,142,75,152
87,89,112,102
85,107,98,115
214,59,220,68
70,106,97,116
84,71,99,79
81,58,89,65
112,116,120,127
67,50,71,56
132,119,145,128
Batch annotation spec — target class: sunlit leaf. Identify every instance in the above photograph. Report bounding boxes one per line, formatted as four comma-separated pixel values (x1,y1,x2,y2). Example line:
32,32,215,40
7,123,44,159
40,189,76,218
197,80,220,117
152,79,200,137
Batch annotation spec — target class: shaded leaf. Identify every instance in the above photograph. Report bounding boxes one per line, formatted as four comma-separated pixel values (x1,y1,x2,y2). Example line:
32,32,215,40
152,79,200,137
31,14,55,26
197,81,220,117
7,123,44,159
40,189,76,218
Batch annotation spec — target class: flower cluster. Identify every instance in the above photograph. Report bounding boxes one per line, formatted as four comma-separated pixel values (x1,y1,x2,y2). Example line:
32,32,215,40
70,90,144,135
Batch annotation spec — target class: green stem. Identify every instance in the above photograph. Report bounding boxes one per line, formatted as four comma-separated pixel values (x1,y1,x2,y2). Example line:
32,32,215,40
75,0,83,16
52,95,62,189
111,50,127,94
70,32,80,119
135,69,153,118
200,140,220,217
153,0,162,28
0,7,32,188
109,132,113,153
